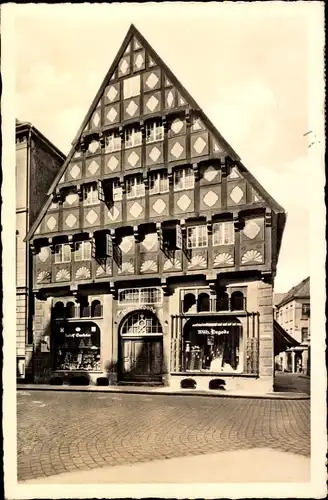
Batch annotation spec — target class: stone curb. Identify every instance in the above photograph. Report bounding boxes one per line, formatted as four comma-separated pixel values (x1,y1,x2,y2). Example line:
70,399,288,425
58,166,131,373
17,384,310,400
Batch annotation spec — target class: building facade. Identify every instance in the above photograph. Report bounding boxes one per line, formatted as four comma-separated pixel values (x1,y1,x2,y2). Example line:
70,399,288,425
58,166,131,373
16,120,65,380
275,277,310,375
25,25,286,393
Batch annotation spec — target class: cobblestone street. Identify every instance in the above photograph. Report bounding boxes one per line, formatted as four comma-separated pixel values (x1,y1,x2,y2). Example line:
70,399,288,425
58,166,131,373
17,390,310,482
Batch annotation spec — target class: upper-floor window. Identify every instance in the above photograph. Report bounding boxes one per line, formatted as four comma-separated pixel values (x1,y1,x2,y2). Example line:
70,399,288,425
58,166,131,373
301,327,309,342
173,167,195,192
125,126,142,149
119,287,163,305
302,303,310,319
123,75,140,99
113,180,123,202
145,120,164,143
212,222,235,246
149,171,169,195
55,244,71,264
105,131,121,153
187,225,208,249
74,241,92,261
126,175,145,199
83,183,99,206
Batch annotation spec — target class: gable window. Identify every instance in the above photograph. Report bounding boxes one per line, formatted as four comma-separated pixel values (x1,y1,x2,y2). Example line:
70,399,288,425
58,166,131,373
145,120,164,143
74,241,92,261
301,327,309,342
302,303,310,319
213,222,235,246
149,171,169,195
113,180,123,201
125,126,142,149
173,167,195,192
55,244,71,264
187,226,208,249
83,183,99,206
123,75,141,99
126,175,145,199
105,131,121,153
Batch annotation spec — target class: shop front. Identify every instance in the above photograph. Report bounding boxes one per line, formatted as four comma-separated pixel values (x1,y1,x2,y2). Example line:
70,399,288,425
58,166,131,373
118,309,163,383
53,321,101,372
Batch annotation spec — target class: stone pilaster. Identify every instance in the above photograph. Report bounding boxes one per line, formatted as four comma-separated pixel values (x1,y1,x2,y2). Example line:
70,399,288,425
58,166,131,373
257,280,274,391
32,297,53,383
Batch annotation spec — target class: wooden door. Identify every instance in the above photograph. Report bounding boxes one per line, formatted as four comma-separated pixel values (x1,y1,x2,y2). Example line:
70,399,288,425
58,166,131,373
121,337,163,382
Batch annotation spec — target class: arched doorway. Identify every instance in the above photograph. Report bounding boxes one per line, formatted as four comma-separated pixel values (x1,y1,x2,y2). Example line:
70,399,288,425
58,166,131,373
118,310,163,383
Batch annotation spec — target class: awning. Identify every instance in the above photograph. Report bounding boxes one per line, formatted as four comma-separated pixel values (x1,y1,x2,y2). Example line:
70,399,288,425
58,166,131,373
274,319,300,356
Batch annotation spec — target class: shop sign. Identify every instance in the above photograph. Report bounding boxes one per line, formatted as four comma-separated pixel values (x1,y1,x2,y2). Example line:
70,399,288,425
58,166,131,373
196,328,230,336
55,322,100,348
117,305,157,318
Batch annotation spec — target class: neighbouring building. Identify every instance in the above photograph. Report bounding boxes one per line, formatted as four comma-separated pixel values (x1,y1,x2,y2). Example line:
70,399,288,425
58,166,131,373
16,120,65,380
275,277,310,375
25,25,286,393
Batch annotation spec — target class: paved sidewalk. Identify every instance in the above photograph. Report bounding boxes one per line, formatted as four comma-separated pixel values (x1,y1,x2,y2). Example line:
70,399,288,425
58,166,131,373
17,383,310,399
19,448,310,484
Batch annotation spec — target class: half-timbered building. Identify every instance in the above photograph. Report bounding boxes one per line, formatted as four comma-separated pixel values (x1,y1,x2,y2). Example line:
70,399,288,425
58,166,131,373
25,25,286,393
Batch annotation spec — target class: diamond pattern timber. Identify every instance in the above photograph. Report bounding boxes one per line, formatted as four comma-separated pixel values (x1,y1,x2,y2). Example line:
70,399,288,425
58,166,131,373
230,186,244,204
88,160,100,176
128,151,139,167
106,107,118,123
203,166,218,182
107,156,119,172
193,136,207,154
108,206,119,221
119,58,129,75
243,220,261,239
65,193,78,205
85,209,98,225
120,238,133,254
92,111,101,128
166,90,174,108
203,190,219,208
171,118,184,134
149,147,161,163
106,86,118,102
170,142,184,159
126,100,138,117
142,234,157,251
46,216,57,231
65,213,77,228
129,201,143,218
152,198,166,215
146,72,159,89
134,52,145,69
69,164,81,180
146,95,159,112
177,194,191,211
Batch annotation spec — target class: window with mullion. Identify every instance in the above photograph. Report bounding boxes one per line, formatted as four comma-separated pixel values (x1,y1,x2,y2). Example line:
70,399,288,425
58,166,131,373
145,120,164,144
173,167,195,192
149,171,168,195
124,126,142,149
212,222,234,246
74,241,92,261
83,183,99,206
187,226,208,249
126,175,145,199
113,180,123,201
105,131,121,153
55,244,71,264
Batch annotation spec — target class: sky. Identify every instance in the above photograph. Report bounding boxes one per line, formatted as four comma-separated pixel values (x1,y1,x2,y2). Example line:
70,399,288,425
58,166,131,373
13,2,324,293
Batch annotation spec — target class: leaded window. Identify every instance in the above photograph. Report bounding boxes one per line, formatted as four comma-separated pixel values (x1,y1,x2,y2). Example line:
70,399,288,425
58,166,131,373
173,167,195,191
54,244,71,264
212,222,235,246
126,176,145,199
149,171,169,195
187,226,208,249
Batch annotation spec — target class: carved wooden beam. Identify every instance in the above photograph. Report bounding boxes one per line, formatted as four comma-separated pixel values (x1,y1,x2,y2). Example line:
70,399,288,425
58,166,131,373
68,234,75,250
265,209,272,227
98,131,105,148
161,277,170,296
133,226,140,242
192,163,199,182
233,213,241,232
48,237,55,253
220,157,227,177
109,281,117,299
206,215,213,235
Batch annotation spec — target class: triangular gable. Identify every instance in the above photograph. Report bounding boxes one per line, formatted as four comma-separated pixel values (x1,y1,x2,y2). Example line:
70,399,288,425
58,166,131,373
25,24,284,242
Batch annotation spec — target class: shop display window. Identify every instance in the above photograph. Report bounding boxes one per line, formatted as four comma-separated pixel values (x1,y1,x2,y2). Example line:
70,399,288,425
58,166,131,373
54,322,101,371
183,323,242,373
